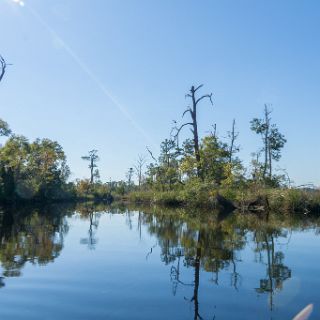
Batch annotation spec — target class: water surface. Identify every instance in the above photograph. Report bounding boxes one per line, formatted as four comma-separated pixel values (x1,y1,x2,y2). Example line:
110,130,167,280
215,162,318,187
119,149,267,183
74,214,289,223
0,203,319,319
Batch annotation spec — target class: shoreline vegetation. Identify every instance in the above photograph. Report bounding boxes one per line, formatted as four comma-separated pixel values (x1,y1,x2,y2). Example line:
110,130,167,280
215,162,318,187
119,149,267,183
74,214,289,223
1,186,320,216
122,187,320,215
1,55,320,215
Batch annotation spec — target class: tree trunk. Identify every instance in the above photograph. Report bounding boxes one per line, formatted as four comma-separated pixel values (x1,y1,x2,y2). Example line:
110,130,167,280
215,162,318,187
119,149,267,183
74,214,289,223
263,105,270,180
191,87,202,179
176,85,212,181
90,158,94,184
229,119,236,163
268,139,272,179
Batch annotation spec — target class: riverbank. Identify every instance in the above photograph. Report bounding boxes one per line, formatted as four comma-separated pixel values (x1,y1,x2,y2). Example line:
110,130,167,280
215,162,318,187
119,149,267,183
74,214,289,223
0,193,114,206
123,187,320,215
2,187,320,216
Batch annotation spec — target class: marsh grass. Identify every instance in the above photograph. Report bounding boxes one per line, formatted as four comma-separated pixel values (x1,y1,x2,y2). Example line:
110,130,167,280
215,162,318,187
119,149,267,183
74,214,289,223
125,187,320,215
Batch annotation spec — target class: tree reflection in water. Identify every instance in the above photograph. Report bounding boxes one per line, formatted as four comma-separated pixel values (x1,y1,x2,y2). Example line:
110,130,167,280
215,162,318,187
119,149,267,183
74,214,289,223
78,203,101,250
0,204,72,287
139,208,234,318
0,203,317,318
137,205,316,318
254,227,291,310
0,202,123,287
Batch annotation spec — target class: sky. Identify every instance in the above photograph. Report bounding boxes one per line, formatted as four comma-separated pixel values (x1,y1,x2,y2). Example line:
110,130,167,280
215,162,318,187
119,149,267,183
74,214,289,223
0,0,319,185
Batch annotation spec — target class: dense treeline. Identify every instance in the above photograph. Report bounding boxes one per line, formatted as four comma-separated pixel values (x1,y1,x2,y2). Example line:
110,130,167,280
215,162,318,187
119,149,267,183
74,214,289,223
0,133,71,201
0,124,115,203
1,54,319,210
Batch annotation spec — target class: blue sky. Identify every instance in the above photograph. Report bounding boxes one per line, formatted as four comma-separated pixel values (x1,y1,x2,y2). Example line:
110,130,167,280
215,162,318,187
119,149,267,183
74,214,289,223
0,0,319,185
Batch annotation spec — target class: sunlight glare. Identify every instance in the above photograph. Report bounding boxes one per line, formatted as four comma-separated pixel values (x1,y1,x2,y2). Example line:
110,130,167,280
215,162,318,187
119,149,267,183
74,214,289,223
12,0,25,7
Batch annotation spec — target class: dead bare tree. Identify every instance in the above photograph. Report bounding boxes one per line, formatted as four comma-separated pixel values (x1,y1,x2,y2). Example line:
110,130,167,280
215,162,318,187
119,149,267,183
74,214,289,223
175,85,213,179
134,154,146,189
228,119,240,163
0,55,7,83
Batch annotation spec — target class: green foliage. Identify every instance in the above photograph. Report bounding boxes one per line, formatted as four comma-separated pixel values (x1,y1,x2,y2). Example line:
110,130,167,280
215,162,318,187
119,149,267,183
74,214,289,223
127,190,182,206
74,179,92,198
146,138,181,191
179,139,197,178
113,180,127,196
179,179,214,206
199,136,230,184
146,134,244,193
269,126,286,161
0,119,11,137
220,161,246,188
29,138,70,199
74,179,112,200
0,134,70,202
250,105,286,183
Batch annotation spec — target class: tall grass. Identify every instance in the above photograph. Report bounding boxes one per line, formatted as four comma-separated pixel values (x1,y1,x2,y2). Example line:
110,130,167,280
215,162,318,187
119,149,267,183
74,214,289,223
125,187,320,215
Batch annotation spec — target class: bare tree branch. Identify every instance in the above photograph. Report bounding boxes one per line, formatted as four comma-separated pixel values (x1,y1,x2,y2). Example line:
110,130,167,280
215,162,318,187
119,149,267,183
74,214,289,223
196,93,213,106
174,122,193,138
228,119,240,163
182,108,192,118
194,84,204,92
134,154,147,188
146,146,157,163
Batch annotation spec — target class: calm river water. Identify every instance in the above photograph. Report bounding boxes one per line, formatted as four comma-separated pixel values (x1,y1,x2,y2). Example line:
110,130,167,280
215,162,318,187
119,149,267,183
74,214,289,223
0,203,319,319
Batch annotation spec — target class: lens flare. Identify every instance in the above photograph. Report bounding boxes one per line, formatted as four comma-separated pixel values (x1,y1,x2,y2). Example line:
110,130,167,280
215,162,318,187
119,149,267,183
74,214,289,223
7,0,156,148
12,0,24,6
